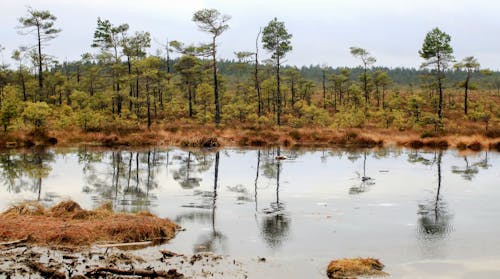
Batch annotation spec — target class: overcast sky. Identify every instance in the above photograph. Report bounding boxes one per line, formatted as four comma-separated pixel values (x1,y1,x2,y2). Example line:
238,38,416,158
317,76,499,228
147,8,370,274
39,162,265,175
1,0,499,69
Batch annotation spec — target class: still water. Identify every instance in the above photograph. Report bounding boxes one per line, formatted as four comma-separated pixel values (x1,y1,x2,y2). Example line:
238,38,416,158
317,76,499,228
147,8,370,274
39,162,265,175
0,147,499,278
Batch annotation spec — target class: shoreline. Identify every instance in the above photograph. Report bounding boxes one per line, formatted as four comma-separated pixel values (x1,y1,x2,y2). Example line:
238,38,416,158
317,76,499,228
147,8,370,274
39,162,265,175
1,125,499,152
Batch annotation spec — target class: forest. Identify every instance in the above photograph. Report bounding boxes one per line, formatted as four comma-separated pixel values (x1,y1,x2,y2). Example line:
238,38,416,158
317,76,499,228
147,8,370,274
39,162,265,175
0,7,499,150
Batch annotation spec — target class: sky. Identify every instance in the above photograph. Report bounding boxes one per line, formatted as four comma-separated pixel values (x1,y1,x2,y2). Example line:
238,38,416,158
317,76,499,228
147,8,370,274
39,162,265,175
1,0,500,69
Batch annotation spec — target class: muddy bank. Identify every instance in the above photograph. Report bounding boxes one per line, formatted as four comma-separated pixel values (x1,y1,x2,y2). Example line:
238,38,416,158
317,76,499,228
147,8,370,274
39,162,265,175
0,201,246,278
0,245,247,279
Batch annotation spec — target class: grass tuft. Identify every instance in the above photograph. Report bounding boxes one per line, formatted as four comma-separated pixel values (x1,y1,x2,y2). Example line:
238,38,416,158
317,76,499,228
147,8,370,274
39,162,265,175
0,200,178,247
327,257,388,278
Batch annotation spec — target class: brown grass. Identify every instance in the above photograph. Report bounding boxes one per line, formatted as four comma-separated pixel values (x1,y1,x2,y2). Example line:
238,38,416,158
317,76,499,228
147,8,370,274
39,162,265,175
1,122,499,151
327,257,388,278
0,200,179,247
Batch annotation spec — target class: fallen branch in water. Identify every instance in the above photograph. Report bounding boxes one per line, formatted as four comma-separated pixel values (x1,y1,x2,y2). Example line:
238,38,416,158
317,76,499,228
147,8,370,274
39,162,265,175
85,267,183,278
0,238,28,248
96,241,153,248
27,261,66,279
160,249,183,258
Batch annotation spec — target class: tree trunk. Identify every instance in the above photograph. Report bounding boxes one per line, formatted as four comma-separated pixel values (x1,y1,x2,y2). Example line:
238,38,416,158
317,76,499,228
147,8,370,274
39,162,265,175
212,37,220,125
464,72,470,115
363,64,368,105
254,150,260,212
20,70,27,101
438,76,443,120
255,29,262,117
322,69,326,109
276,56,281,126
128,56,133,111
37,25,43,100
147,78,151,129
136,70,140,115
382,86,386,110
76,65,80,85
188,82,193,118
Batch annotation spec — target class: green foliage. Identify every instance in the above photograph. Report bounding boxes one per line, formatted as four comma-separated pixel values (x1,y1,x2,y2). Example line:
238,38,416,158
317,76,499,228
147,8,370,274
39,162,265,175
290,101,330,127
350,47,376,67
76,107,106,131
347,84,363,105
419,28,454,64
192,9,231,36
91,17,129,53
407,94,424,122
372,109,406,129
0,86,21,132
1,12,499,137
18,7,61,40
262,18,293,60
332,106,365,128
195,82,214,123
55,105,74,129
419,27,454,121
22,101,51,129
70,90,90,109
123,31,151,58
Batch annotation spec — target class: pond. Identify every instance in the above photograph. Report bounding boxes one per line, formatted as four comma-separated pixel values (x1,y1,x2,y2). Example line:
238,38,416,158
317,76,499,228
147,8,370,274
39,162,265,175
0,147,499,278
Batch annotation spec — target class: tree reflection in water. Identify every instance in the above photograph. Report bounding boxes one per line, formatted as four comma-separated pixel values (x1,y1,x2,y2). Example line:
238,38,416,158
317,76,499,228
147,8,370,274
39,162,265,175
80,148,161,212
190,151,227,253
452,156,479,181
0,148,54,202
451,151,492,181
260,147,291,249
172,151,214,189
417,151,453,241
349,151,375,195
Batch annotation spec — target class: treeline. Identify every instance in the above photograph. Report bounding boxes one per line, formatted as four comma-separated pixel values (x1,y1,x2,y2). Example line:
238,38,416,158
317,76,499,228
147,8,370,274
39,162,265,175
217,61,500,90
0,7,499,137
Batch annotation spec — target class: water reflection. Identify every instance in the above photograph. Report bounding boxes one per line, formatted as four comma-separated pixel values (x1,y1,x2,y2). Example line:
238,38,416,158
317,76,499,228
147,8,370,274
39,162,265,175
451,152,492,181
349,151,375,195
172,151,213,189
0,147,499,267
191,151,228,253
0,148,54,201
452,156,479,181
260,148,291,249
80,149,162,212
417,151,453,239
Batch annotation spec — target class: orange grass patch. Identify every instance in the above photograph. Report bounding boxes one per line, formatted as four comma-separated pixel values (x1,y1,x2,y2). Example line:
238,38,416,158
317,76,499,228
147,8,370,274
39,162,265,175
0,200,179,247
2,122,499,151
327,257,388,278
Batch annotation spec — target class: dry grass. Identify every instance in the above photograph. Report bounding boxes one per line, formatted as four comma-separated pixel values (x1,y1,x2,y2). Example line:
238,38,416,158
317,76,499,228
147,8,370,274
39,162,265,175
0,200,179,247
327,257,388,278
1,122,499,151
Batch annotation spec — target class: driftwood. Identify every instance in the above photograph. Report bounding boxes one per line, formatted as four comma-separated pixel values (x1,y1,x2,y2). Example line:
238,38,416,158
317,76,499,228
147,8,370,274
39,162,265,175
86,267,183,278
0,238,28,247
95,241,153,248
27,261,66,279
160,249,183,258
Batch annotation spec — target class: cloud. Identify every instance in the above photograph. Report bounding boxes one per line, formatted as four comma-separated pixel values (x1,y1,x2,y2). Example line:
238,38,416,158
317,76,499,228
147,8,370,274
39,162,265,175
1,0,499,69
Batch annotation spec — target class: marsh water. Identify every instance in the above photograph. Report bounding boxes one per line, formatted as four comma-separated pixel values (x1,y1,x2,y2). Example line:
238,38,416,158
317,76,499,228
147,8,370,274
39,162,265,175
0,147,499,278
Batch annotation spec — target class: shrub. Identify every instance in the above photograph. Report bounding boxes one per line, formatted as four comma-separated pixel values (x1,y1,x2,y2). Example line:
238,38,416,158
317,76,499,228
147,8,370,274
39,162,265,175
22,102,51,130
